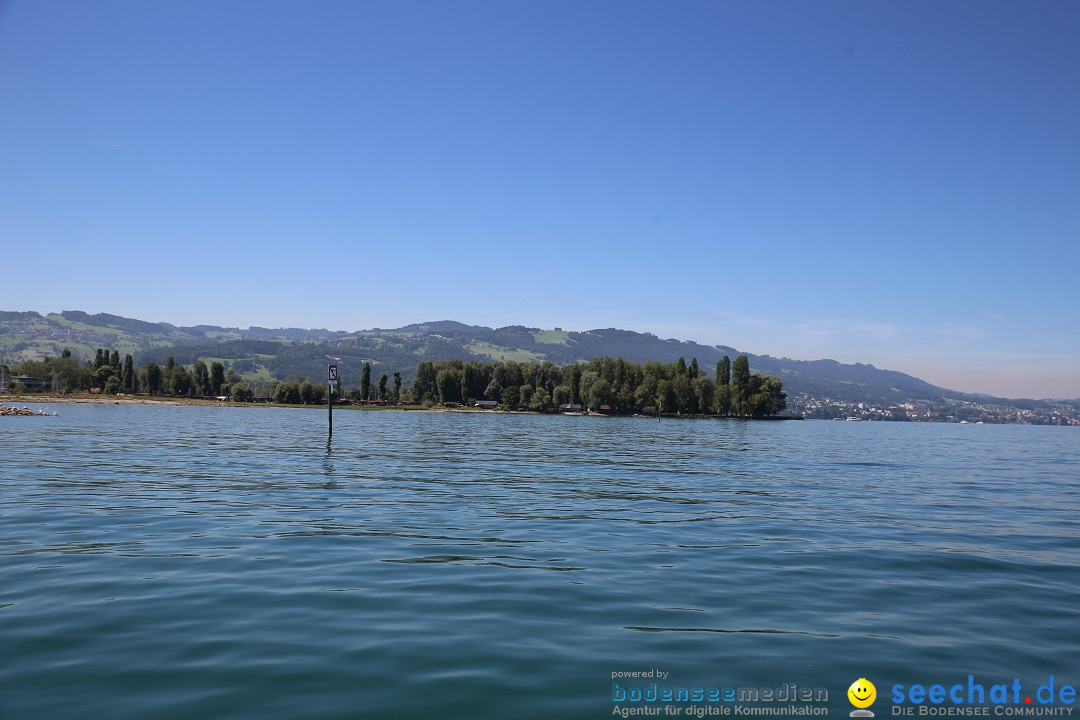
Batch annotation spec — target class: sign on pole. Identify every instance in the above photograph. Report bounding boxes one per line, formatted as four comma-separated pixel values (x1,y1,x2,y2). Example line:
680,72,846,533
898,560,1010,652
327,363,337,438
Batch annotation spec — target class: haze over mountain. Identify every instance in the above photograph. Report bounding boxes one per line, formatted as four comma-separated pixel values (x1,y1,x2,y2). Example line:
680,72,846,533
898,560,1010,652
3,310,1070,408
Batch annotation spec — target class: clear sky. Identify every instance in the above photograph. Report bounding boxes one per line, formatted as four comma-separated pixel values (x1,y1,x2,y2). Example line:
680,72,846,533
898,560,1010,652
2,1,1078,399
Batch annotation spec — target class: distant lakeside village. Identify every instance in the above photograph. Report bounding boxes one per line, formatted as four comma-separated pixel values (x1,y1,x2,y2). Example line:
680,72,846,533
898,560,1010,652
3,347,1077,425
791,394,1078,426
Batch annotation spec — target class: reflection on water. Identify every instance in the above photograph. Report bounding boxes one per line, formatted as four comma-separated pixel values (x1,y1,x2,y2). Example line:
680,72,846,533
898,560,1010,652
1,405,1078,720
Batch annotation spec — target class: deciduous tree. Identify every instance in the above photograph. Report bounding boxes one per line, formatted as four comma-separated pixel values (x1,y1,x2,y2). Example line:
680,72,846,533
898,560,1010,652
231,382,254,402
747,375,787,417
578,370,599,408
714,384,732,416
104,375,122,395
531,384,551,411
588,378,614,411
170,365,193,396
94,364,116,390
436,368,463,403
411,362,437,404
193,360,210,396
693,376,715,415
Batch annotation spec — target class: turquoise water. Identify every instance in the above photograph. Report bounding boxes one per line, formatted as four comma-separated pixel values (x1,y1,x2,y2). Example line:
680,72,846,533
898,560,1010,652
1,405,1078,719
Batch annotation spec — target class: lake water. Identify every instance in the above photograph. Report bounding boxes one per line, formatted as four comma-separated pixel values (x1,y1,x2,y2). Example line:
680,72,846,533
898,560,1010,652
2,405,1078,720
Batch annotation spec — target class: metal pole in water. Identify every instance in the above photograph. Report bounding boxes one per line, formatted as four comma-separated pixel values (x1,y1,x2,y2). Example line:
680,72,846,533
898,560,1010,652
327,362,338,439
658,400,662,423
326,359,341,439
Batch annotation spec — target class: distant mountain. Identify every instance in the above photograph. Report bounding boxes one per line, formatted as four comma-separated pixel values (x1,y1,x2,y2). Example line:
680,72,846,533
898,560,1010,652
376,320,491,334
0,309,1040,406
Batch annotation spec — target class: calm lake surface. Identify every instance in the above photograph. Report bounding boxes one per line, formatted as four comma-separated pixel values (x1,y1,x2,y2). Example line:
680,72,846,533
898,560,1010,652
2,405,1078,719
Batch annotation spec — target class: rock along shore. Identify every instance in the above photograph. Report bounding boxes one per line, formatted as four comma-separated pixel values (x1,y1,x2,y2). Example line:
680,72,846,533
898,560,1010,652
1,405,58,416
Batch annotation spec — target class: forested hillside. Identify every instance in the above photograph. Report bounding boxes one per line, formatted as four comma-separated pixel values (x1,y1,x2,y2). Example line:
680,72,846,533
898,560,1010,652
0,310,1009,406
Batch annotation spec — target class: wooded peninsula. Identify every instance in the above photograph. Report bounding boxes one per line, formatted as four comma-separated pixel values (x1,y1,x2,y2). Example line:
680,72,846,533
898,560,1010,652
4,351,787,418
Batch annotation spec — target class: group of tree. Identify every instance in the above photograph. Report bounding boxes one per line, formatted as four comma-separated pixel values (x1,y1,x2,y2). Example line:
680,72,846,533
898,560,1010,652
347,363,403,403
4,346,347,407
5,348,256,402
5,348,785,417
407,355,786,417
128,354,252,399
270,379,325,405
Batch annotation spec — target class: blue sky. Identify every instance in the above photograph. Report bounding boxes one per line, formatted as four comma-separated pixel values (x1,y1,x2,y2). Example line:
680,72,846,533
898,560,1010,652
1,1,1078,398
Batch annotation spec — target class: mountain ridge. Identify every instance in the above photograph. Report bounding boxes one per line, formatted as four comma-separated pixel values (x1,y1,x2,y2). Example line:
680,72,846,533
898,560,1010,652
0,309,1067,406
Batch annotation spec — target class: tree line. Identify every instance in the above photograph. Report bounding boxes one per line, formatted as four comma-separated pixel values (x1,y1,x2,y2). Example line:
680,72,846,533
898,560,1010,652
5,349,786,417
4,348,255,401
406,354,786,417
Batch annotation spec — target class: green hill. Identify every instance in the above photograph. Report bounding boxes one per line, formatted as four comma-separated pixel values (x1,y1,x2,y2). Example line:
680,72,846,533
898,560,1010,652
0,309,1041,407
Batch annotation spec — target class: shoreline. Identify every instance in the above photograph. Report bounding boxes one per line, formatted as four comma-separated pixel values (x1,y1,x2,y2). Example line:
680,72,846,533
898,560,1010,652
2,394,204,407
0,393,802,420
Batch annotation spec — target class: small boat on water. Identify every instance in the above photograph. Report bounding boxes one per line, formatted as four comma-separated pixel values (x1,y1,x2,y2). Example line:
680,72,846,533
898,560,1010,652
845,416,862,421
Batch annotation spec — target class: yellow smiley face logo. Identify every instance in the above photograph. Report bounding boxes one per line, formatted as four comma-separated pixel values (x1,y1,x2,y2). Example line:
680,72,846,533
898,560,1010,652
848,678,876,709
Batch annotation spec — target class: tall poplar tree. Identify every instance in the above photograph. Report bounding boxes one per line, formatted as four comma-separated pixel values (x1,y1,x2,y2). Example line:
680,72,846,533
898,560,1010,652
144,362,162,395
164,357,175,393
731,355,751,416
360,362,371,400
210,362,225,395
716,356,731,386
411,362,437,403
122,354,134,390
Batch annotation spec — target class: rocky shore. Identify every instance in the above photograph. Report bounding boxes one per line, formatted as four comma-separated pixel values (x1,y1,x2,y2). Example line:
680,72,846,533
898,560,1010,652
1,405,58,416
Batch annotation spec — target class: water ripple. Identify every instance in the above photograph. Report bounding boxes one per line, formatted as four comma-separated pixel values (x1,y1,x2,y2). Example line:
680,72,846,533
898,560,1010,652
1,405,1078,720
